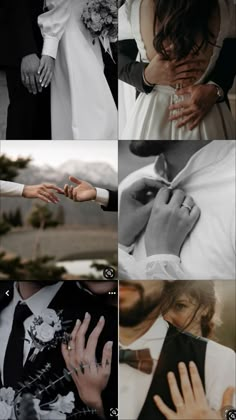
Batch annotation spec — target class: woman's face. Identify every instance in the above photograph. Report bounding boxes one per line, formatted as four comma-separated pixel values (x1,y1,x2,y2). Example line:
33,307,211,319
164,293,207,336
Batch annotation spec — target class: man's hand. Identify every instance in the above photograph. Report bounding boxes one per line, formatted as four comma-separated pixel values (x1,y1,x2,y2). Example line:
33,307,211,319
22,183,64,204
119,178,164,247
21,54,42,94
38,55,55,88
168,84,219,130
144,53,207,88
64,176,97,202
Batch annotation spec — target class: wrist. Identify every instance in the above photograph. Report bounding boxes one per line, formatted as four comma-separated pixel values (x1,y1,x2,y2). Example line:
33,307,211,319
143,67,155,87
207,82,224,102
22,185,29,198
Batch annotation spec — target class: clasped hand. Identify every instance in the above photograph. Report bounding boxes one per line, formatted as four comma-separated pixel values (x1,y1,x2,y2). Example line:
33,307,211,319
21,54,55,94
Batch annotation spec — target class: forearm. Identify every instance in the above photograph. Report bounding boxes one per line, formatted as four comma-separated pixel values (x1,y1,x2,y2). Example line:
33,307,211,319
118,40,153,93
0,181,24,197
38,0,71,59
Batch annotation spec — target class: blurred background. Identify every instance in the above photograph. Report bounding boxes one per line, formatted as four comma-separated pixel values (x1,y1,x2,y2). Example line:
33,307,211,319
214,280,236,351
0,141,118,280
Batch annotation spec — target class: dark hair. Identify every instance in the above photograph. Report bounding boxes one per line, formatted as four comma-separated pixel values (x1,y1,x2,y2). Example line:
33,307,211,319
153,0,217,60
161,280,218,338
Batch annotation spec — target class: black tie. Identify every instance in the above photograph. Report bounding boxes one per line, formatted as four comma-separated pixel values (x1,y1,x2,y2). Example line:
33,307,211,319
3,302,32,388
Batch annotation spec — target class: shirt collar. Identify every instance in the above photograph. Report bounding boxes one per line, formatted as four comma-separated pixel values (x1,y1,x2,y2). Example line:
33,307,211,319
120,316,169,360
153,140,235,186
13,282,63,317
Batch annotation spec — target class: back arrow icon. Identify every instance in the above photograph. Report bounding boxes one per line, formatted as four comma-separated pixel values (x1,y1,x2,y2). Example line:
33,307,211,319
5,290,9,297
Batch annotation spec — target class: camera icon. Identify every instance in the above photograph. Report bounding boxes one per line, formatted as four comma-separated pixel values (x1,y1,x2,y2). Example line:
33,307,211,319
103,266,116,279
110,408,118,417
221,406,236,420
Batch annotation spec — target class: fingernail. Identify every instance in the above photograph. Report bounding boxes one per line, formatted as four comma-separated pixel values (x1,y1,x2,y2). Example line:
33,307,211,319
99,315,105,322
107,341,113,348
189,361,195,368
76,319,81,326
41,83,44,87
84,312,90,319
39,78,42,83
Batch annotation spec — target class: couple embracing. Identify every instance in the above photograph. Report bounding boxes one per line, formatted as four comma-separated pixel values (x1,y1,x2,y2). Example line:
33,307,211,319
1,0,117,140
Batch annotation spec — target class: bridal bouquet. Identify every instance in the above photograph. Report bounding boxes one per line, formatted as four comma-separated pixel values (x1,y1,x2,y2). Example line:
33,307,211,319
81,0,118,58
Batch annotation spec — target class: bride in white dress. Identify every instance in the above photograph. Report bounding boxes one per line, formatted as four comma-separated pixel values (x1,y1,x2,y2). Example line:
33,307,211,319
119,0,236,140
38,0,117,140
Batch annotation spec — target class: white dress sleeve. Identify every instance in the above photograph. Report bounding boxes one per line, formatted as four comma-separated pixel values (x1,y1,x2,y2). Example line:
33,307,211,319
0,181,24,197
119,247,190,280
119,0,134,40
38,0,71,59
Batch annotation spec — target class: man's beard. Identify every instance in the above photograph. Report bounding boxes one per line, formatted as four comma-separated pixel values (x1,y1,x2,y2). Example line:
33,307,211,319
119,281,162,327
129,140,178,157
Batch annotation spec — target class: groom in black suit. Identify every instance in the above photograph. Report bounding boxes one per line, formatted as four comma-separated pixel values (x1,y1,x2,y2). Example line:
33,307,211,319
0,281,118,419
0,0,51,139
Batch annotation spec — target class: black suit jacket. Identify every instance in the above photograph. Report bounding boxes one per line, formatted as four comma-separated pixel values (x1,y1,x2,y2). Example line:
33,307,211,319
137,324,207,420
102,190,118,212
0,282,118,419
118,38,236,99
0,0,44,67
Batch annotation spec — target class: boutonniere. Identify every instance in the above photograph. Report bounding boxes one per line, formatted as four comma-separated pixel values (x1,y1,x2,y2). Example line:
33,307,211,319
28,309,71,361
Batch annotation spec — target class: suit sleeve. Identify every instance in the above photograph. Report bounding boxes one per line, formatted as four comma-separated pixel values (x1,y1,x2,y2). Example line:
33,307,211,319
101,190,118,212
38,0,71,59
11,0,40,59
206,38,236,96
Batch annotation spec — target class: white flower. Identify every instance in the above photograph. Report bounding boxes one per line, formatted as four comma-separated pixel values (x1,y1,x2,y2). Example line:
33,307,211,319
0,388,15,405
0,401,13,420
35,323,55,343
41,309,60,325
50,392,75,414
54,321,62,332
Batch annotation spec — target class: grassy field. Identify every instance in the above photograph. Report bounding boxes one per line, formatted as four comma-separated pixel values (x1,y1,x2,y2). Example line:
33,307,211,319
0,225,117,261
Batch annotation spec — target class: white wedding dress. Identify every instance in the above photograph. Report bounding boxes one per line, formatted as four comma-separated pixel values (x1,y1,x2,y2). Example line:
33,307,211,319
38,0,117,140
119,0,236,140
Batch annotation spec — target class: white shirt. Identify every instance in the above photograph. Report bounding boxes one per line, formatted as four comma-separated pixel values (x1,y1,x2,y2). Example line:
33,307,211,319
119,317,236,420
119,140,236,280
0,282,63,385
0,181,24,197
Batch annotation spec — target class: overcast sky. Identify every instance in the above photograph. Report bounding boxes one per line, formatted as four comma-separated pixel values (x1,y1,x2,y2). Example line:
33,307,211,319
0,141,118,171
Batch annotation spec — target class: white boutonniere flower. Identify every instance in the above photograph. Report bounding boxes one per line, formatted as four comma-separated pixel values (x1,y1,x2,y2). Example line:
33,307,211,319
28,309,70,361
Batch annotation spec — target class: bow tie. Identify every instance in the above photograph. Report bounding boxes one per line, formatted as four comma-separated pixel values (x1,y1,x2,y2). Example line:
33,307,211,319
119,347,153,374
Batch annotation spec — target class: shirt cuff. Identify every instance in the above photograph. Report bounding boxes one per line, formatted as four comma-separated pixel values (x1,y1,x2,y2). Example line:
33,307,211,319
119,243,135,254
146,254,180,263
95,188,109,207
42,36,59,59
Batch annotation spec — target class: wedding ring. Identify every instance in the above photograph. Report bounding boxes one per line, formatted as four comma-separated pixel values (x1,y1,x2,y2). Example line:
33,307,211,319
67,345,73,351
181,203,192,212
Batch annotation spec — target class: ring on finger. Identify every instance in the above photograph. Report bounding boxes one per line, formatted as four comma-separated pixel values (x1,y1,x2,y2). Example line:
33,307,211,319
67,345,73,351
181,203,192,212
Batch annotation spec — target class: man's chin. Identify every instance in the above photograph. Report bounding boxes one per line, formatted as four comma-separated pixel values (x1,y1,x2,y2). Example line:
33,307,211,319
129,140,180,157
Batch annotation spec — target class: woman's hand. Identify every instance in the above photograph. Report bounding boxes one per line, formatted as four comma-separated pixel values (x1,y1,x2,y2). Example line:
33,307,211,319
64,176,96,202
37,55,55,88
61,313,113,419
119,178,164,247
145,187,200,257
154,361,235,419
169,84,219,130
22,183,64,203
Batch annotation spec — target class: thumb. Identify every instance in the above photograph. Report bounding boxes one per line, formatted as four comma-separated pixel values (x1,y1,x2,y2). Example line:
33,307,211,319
220,387,235,409
69,176,82,186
